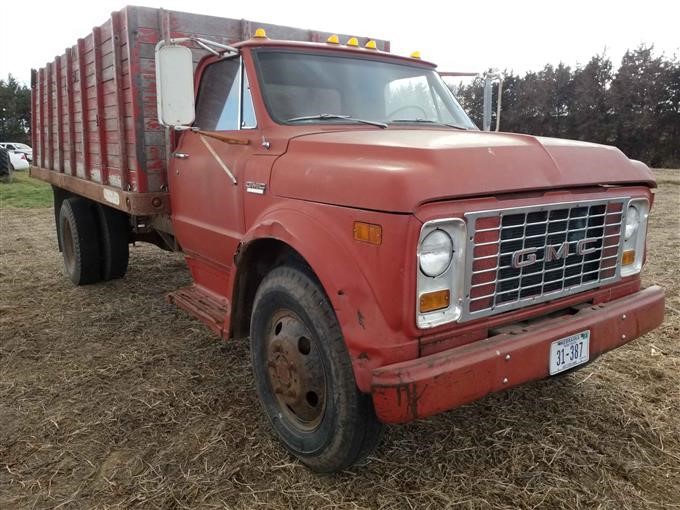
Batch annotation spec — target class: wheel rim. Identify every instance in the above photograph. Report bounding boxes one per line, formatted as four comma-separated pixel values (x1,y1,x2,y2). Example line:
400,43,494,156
62,220,76,276
265,309,327,431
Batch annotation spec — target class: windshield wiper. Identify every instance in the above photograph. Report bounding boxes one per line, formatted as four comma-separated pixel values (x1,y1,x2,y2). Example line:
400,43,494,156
286,113,387,129
390,118,469,130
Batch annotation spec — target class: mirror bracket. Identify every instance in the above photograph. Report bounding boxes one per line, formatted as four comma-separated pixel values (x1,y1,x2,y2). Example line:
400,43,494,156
155,38,239,129
155,37,239,57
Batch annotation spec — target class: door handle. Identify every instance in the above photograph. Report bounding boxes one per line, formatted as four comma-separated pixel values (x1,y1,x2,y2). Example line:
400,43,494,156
173,152,189,159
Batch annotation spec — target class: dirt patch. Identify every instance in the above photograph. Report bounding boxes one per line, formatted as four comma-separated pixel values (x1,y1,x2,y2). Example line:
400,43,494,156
1,172,678,509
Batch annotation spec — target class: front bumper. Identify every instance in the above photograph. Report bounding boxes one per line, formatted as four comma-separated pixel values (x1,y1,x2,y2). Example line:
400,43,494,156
371,285,665,424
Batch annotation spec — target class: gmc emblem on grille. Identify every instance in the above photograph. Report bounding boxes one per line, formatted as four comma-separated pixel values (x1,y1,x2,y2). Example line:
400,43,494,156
511,238,600,269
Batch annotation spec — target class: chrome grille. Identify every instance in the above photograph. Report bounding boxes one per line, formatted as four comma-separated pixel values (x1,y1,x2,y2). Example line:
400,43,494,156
462,198,626,321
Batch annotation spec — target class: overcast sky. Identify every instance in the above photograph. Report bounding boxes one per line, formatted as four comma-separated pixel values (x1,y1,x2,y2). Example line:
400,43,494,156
1,0,678,85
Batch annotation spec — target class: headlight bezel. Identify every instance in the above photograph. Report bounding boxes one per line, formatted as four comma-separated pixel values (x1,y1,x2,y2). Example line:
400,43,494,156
620,198,649,277
416,218,467,329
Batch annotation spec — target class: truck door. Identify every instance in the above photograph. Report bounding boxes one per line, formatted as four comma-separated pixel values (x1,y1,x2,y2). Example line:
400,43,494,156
169,56,258,277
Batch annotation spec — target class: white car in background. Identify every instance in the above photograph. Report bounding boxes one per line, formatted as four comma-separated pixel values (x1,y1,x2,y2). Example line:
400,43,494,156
0,142,32,162
8,150,30,171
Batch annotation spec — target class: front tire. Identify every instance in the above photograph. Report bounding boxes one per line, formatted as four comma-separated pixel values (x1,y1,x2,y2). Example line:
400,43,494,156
250,266,382,472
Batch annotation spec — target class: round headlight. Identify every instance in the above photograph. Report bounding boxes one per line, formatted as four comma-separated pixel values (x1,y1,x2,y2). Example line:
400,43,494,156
625,205,640,241
419,229,453,277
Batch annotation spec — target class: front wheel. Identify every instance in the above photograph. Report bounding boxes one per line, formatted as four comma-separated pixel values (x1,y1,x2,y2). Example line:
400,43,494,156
250,266,382,472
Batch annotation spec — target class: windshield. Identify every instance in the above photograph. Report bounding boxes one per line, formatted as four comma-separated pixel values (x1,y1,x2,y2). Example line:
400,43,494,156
253,50,476,129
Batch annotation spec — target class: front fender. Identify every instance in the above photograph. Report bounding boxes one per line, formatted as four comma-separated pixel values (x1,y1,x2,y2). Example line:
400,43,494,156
237,201,419,392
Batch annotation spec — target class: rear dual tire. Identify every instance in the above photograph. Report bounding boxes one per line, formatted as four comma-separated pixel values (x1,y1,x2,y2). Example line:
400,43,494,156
57,197,129,285
96,204,130,280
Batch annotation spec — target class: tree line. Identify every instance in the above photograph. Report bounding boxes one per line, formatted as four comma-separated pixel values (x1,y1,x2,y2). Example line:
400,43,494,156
0,75,31,145
453,45,680,168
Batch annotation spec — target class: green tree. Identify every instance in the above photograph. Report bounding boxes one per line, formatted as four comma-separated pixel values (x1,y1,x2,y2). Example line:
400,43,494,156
568,55,613,143
608,45,670,165
451,46,679,166
0,74,31,144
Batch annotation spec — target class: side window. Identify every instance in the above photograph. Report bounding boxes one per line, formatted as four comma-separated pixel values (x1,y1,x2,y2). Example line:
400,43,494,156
241,72,256,129
195,58,241,131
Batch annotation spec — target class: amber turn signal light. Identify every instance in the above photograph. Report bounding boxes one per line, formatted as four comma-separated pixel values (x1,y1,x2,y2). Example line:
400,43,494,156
420,290,450,313
621,249,636,266
353,221,382,245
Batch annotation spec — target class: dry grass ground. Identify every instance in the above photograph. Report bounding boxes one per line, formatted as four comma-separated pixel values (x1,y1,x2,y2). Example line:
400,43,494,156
1,171,678,509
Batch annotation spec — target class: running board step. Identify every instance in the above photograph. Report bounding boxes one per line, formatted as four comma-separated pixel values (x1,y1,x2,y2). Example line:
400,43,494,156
167,285,230,337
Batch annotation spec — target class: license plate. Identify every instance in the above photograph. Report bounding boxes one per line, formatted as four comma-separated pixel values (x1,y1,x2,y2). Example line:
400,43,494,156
549,330,590,375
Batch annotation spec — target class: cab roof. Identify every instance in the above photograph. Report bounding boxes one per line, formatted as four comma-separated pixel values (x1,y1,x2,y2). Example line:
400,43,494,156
232,38,438,68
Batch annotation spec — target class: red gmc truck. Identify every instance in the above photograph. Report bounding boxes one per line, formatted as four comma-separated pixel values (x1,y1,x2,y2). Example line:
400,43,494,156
31,6,665,472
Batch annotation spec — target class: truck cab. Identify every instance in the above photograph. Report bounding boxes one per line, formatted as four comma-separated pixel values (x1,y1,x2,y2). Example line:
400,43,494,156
32,11,665,473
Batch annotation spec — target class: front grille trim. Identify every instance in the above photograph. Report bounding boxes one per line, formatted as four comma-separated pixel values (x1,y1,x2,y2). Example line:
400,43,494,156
461,198,628,322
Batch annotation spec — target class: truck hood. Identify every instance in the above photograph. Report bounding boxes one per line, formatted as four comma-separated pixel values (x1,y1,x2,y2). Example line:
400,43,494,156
271,129,655,213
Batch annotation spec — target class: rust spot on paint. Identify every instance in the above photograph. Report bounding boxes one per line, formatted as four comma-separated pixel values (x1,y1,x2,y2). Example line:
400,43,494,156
358,352,369,361
357,310,366,330
393,382,427,420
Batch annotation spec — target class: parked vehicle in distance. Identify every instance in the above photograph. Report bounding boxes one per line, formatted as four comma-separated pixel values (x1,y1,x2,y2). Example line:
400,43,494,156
0,142,32,162
29,6,665,473
8,150,30,171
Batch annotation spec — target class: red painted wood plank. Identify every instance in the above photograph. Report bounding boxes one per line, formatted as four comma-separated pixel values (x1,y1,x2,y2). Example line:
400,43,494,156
46,62,54,170
55,55,65,172
92,26,108,184
30,69,37,162
65,48,77,175
39,68,45,168
126,5,149,192
77,38,91,179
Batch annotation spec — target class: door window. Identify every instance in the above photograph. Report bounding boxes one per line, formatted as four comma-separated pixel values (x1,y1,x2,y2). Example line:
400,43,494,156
195,58,257,131
241,72,256,129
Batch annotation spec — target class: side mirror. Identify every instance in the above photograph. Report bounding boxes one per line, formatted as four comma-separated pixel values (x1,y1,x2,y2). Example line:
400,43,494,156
155,43,195,127
482,73,503,132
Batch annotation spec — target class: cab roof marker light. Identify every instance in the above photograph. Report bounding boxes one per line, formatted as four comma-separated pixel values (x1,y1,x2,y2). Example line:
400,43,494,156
365,40,377,50
327,34,340,44
346,37,359,47
410,50,421,59
253,28,267,39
